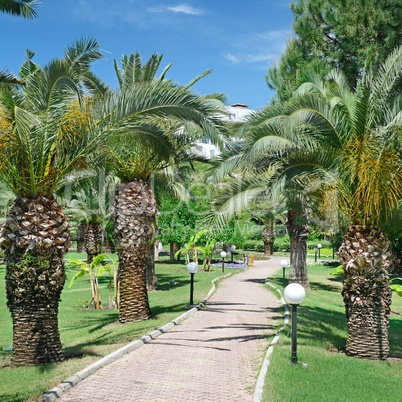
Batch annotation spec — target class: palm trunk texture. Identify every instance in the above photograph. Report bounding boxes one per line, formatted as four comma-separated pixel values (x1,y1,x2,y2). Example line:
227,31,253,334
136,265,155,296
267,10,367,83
338,225,394,360
0,196,71,366
286,209,310,290
262,225,276,255
85,222,103,263
111,180,156,323
76,223,86,253
103,230,114,253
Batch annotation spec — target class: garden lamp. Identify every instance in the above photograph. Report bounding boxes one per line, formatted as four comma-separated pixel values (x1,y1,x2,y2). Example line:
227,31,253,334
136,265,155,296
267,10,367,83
187,262,198,306
314,247,318,263
284,283,306,364
230,245,236,263
280,259,289,288
317,243,322,259
220,251,227,273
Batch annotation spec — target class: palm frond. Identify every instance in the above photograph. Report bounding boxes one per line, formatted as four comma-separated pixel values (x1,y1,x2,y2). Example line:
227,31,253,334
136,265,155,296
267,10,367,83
0,0,39,19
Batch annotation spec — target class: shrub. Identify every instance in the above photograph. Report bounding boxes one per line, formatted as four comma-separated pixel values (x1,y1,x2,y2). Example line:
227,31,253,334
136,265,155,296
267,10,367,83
307,240,332,250
243,240,264,252
273,235,290,251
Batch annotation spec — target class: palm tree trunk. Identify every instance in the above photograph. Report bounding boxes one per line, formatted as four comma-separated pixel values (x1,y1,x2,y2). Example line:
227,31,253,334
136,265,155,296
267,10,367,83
111,180,156,323
285,209,310,290
338,225,394,360
76,223,86,253
0,196,71,366
103,229,113,253
175,243,181,262
85,222,103,263
262,222,276,255
169,242,175,263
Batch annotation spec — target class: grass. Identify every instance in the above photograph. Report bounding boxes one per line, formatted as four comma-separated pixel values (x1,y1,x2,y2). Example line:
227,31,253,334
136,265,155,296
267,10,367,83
0,251,242,402
263,264,402,401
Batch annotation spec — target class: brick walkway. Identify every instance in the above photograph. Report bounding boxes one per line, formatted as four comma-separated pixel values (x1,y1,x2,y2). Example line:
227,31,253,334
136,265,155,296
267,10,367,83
58,259,281,401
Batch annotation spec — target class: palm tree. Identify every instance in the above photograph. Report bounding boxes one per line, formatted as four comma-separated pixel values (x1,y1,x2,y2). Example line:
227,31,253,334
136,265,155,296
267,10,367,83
0,38,105,366
249,48,402,359
65,171,117,263
108,52,224,319
247,195,287,255
0,0,38,19
206,114,313,289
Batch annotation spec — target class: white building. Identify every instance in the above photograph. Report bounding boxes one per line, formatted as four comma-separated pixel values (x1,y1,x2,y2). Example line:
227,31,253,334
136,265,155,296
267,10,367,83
195,103,253,159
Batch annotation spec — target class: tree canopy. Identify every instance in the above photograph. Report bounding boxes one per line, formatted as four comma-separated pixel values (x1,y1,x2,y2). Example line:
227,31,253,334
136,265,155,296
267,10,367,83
267,0,402,103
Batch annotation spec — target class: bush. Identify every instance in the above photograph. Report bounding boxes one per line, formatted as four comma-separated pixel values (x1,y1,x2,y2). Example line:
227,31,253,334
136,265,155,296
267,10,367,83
322,260,340,267
243,225,264,240
307,240,332,250
273,235,290,252
243,240,264,252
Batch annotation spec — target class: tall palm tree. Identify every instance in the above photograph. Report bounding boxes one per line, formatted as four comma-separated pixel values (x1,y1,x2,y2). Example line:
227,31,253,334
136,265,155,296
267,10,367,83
0,38,105,366
206,114,313,289
108,51,224,319
0,0,38,19
246,48,402,359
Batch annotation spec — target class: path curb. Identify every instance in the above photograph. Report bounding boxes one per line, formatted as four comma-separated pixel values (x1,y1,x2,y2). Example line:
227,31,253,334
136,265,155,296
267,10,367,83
252,281,289,402
40,271,235,402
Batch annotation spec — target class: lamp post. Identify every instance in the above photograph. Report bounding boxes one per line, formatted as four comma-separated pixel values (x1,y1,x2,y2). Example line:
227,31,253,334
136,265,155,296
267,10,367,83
220,251,227,273
187,262,198,306
280,259,289,288
314,247,318,263
230,245,236,263
317,243,322,259
284,283,306,364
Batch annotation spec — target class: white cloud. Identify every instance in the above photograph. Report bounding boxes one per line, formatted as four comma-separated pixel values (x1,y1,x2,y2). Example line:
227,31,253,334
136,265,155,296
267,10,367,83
168,5,203,15
149,4,204,16
224,29,290,66
224,53,240,63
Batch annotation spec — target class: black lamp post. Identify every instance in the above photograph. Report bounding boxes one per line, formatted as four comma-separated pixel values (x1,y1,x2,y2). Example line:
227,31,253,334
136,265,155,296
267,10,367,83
280,259,289,288
230,245,236,263
317,243,322,259
284,283,306,364
187,262,198,306
220,251,227,273
314,247,318,263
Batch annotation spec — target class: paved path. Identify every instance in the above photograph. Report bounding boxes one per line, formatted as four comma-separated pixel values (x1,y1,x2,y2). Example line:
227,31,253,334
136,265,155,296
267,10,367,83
58,259,282,401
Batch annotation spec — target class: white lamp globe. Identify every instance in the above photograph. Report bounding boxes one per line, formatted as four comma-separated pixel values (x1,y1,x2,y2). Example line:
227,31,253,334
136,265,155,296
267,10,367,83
284,283,306,305
314,247,318,253
187,262,198,274
280,259,289,268
220,251,227,258
230,245,236,252
317,243,322,249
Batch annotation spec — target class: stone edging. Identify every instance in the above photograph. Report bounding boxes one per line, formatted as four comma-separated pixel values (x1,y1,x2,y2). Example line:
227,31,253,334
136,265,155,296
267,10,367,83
252,281,289,402
39,271,235,402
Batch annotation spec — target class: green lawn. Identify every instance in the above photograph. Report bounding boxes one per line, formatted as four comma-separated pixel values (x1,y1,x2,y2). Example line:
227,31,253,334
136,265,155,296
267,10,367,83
0,252,241,401
263,264,402,402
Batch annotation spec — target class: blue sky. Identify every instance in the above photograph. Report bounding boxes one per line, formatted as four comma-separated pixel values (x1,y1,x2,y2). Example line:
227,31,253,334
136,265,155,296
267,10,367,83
1,1,294,110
